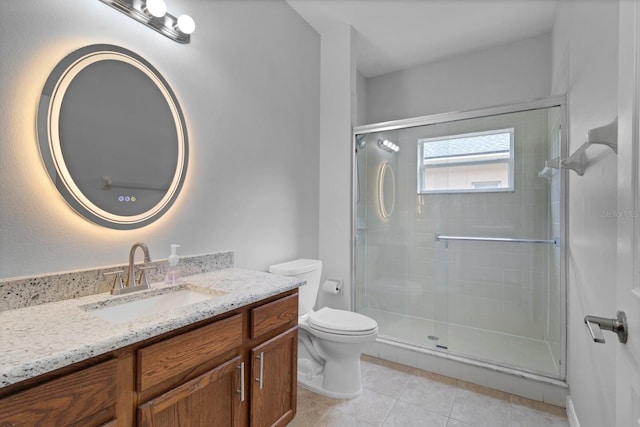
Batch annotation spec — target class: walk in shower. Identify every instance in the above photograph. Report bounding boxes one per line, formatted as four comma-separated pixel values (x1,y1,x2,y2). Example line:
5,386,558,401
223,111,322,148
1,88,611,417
353,98,565,380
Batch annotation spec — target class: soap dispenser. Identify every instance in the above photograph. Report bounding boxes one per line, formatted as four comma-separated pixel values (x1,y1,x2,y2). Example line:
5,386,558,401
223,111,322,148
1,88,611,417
164,244,182,284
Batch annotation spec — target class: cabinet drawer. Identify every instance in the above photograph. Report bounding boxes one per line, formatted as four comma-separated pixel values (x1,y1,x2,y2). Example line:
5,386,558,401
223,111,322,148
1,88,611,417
138,313,242,392
0,359,118,427
251,293,298,339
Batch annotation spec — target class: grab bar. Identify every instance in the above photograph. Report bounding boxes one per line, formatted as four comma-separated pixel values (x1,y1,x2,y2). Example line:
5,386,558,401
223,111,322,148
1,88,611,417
435,233,558,246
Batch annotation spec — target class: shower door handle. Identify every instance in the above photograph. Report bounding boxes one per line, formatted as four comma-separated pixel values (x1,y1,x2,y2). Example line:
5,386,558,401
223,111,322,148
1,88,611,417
584,311,628,344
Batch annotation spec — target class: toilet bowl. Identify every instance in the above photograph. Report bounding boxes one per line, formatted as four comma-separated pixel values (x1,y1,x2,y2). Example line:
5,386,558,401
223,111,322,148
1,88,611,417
269,259,378,399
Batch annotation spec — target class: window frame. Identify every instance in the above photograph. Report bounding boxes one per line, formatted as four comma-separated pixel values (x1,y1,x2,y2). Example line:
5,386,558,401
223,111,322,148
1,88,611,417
417,128,515,194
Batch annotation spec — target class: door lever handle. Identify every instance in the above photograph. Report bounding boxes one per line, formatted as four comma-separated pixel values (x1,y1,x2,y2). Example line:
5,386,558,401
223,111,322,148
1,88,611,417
585,316,606,343
584,311,628,344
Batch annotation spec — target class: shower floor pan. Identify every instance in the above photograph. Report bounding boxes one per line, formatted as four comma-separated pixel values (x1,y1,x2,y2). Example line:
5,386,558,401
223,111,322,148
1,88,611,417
359,307,560,378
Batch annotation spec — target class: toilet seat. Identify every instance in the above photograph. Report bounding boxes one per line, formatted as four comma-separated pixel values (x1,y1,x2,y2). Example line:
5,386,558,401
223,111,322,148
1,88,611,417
308,307,377,336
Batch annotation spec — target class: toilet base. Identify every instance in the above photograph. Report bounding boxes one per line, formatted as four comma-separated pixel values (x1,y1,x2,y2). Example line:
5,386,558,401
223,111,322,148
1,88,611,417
297,370,362,399
297,355,364,399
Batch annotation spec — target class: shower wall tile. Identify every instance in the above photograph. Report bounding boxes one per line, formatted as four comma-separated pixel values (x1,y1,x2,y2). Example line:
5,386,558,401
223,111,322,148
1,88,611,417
447,300,474,326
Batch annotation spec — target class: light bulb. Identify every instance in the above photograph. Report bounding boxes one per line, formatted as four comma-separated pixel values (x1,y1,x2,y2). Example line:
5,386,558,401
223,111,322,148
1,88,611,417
146,0,167,18
177,14,196,34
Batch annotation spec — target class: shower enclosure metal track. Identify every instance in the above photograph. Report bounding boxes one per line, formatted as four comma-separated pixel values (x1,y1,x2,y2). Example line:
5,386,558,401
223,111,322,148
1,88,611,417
434,233,558,245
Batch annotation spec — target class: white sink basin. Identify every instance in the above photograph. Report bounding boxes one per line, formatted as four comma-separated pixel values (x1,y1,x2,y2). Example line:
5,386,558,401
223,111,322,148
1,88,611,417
86,287,224,324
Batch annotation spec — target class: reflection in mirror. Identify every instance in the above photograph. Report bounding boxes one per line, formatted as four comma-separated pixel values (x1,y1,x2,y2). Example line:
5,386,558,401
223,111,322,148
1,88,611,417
37,44,188,229
377,162,395,220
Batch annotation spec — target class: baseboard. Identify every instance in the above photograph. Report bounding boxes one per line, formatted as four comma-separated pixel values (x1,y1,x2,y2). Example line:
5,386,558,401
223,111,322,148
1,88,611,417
566,396,581,427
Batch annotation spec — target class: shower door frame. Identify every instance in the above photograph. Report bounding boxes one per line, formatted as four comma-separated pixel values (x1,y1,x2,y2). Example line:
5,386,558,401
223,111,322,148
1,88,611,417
351,95,568,381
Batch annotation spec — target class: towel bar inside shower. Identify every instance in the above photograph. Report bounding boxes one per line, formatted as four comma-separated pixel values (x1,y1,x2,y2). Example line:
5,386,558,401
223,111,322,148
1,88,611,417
434,233,558,246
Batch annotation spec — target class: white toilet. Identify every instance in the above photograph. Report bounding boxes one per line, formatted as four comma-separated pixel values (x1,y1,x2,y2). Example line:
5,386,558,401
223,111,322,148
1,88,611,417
269,259,378,399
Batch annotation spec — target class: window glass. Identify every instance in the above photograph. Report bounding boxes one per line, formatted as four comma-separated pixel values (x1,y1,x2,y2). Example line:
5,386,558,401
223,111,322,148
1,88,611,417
418,129,514,193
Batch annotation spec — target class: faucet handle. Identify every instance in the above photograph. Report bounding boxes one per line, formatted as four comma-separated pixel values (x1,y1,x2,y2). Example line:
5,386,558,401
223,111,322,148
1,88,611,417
104,270,125,294
137,265,155,289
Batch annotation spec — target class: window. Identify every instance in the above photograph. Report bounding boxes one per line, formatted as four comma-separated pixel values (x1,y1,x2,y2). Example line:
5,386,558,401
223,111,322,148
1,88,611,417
417,128,514,194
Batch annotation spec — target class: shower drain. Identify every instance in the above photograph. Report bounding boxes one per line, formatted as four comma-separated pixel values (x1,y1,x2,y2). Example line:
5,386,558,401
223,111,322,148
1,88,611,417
428,335,449,349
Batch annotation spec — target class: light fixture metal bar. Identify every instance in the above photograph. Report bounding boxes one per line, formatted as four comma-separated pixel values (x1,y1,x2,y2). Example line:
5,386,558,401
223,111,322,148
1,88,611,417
98,0,191,44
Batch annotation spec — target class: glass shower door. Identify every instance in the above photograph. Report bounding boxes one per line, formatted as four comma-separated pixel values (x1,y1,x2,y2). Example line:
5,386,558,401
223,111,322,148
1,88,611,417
354,129,450,350
353,100,564,379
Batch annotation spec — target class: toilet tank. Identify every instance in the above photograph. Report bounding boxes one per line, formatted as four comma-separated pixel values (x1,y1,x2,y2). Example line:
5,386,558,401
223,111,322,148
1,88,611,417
269,259,322,316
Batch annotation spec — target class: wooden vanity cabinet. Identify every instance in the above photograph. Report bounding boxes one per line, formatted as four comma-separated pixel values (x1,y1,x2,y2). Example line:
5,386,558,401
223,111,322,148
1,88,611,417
136,314,245,427
248,293,298,427
138,355,245,427
249,328,297,427
136,289,298,427
0,289,298,427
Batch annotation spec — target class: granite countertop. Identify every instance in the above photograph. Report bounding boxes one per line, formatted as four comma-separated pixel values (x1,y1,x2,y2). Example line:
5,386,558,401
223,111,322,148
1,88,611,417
0,268,303,389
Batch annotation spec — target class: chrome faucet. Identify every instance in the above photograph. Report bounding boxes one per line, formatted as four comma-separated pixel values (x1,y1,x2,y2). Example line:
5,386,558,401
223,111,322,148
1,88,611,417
108,242,153,295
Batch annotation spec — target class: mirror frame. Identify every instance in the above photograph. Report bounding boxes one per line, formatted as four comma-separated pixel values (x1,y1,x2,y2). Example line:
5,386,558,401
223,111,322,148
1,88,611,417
37,44,189,229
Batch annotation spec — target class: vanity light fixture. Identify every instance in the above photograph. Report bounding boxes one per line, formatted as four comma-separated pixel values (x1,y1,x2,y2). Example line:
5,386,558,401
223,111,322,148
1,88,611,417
98,0,196,44
377,139,400,153
176,14,196,35
145,0,167,18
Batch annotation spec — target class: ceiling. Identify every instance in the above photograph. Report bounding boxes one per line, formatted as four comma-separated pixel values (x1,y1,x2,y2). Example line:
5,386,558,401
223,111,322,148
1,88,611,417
285,0,557,78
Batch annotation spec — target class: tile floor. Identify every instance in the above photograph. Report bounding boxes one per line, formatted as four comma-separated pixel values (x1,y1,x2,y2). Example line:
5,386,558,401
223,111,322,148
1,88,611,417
289,355,569,427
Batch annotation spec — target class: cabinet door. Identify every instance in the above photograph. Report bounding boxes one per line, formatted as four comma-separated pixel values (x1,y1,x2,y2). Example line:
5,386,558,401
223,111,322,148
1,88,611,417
138,314,243,394
250,328,297,427
138,355,245,427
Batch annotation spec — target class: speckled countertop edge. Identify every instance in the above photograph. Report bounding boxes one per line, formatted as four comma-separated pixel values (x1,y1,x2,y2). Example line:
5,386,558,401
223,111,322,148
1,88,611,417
0,268,303,388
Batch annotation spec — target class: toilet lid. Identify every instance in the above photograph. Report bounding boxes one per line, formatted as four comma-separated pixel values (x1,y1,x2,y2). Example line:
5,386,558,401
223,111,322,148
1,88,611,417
308,308,377,335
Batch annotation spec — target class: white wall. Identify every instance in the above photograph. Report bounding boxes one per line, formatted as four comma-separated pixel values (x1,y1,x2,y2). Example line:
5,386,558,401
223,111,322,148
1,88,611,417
365,33,552,124
317,25,356,310
0,0,320,279
356,71,368,126
552,1,619,426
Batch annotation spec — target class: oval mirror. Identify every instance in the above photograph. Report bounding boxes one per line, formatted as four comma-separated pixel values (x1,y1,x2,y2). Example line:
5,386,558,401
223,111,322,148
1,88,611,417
378,162,395,220
37,44,188,229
